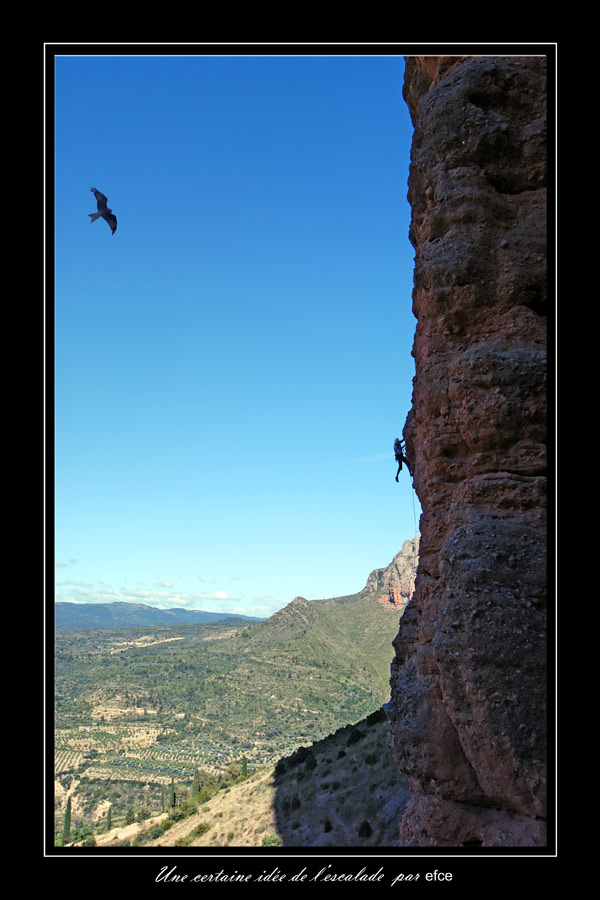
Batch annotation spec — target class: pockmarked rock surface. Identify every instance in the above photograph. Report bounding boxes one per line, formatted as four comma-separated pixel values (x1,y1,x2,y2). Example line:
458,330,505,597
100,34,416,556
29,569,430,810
387,55,548,847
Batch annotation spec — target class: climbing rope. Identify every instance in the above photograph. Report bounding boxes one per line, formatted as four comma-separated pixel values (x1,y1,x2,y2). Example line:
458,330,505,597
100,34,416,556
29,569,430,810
411,480,418,537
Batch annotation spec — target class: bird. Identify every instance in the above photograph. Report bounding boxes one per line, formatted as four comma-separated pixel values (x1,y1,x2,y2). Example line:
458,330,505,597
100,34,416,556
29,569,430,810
88,187,117,235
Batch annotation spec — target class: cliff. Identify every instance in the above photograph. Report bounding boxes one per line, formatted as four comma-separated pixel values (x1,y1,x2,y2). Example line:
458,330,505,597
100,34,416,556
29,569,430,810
364,536,419,612
387,56,548,847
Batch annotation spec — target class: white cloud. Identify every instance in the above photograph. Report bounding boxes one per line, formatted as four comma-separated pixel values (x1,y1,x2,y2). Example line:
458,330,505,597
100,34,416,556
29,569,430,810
54,582,234,611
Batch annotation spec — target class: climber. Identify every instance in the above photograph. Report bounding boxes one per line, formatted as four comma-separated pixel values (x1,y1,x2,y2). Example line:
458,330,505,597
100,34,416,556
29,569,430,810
394,438,411,481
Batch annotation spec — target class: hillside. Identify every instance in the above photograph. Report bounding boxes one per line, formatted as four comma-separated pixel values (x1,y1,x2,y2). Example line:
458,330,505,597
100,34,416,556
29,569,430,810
84,708,410,848
54,538,418,844
55,601,263,632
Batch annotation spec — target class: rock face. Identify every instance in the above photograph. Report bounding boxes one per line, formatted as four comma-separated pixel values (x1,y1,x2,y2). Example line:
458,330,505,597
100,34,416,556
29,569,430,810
365,536,419,612
387,56,548,847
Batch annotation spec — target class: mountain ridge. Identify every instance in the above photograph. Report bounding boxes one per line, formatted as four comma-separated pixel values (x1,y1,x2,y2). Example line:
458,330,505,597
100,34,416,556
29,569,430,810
55,538,420,843
55,537,419,634
54,601,263,632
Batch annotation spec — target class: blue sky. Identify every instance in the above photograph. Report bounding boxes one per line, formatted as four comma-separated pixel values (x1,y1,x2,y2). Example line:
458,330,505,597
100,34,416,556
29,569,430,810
53,51,420,619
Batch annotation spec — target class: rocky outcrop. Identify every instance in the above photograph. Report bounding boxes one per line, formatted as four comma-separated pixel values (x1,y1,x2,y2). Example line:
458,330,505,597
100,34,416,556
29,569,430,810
387,56,547,847
365,536,419,612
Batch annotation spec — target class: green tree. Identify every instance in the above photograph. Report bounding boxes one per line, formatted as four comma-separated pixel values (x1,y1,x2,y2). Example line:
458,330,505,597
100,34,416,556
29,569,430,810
62,796,72,845
261,833,281,847
169,776,175,808
192,766,200,794
107,805,112,831
241,756,248,777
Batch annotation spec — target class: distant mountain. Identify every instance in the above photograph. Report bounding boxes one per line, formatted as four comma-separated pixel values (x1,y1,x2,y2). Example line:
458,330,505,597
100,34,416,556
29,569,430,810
54,539,419,634
364,536,420,612
236,537,420,702
54,601,264,632
55,538,420,840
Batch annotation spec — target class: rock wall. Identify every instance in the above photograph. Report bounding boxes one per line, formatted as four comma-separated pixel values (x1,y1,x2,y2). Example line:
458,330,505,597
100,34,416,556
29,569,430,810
387,56,548,847
365,536,419,613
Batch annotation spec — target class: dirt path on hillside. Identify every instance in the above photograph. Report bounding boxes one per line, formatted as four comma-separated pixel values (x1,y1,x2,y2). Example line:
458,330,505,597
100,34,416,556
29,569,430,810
92,812,169,846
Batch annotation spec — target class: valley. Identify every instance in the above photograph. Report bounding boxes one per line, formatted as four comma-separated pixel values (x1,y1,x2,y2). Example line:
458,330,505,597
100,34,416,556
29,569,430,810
53,538,418,846
90,710,410,849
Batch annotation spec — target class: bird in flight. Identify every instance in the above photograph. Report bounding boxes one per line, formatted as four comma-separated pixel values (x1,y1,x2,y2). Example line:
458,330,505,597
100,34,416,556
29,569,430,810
89,187,117,235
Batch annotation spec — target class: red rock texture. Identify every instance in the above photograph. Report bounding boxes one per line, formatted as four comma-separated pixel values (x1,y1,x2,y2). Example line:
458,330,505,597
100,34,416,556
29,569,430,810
388,56,548,847
365,536,419,612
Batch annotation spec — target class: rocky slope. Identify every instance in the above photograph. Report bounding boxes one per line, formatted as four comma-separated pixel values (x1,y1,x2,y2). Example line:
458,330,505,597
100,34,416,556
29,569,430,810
364,536,419,612
387,56,548,847
55,540,420,844
87,709,410,848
